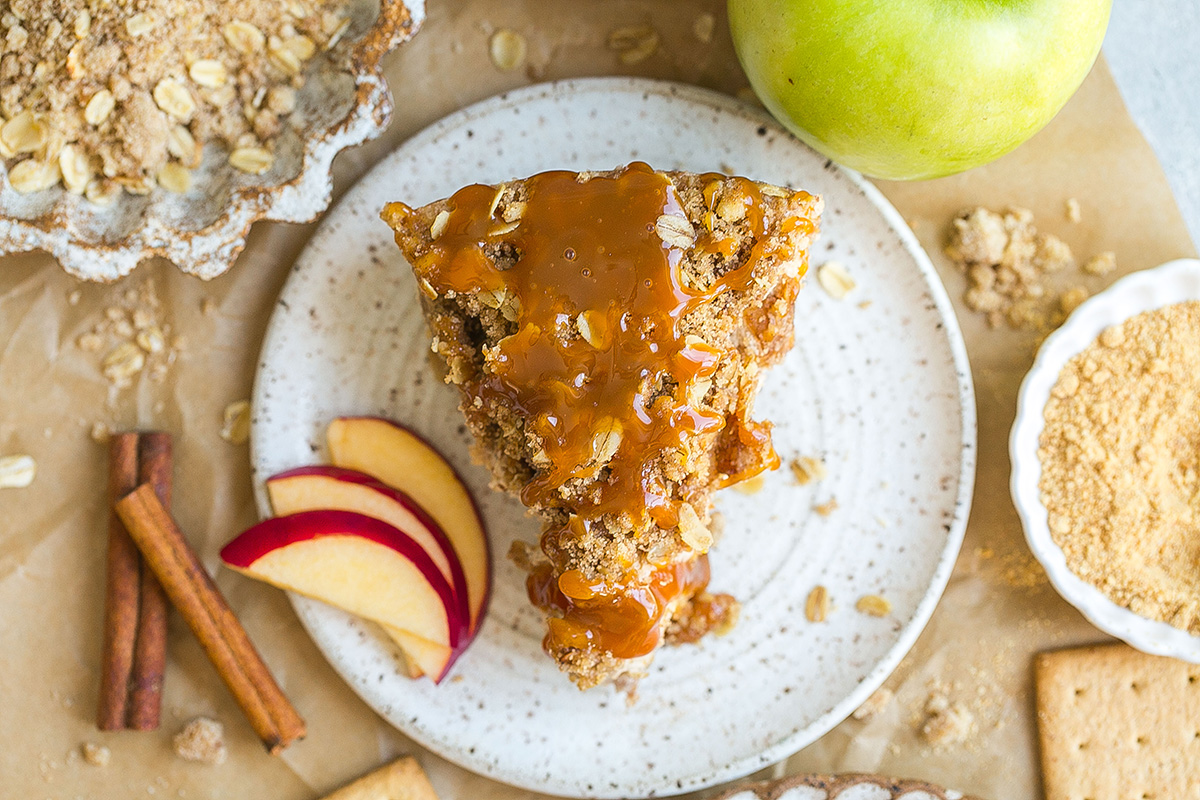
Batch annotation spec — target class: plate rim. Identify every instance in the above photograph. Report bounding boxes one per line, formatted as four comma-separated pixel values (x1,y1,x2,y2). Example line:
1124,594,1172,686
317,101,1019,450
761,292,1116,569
250,76,977,798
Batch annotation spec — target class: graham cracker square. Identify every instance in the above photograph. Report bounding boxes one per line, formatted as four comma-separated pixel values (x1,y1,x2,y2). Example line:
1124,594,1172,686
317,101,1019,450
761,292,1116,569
1035,643,1200,800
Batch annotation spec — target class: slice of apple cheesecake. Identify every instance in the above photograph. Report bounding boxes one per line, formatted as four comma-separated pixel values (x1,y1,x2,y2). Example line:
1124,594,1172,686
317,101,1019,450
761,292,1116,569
381,163,821,689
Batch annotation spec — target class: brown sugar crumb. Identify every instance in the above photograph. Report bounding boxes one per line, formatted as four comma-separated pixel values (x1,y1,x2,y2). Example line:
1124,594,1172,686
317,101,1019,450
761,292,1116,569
1039,301,1200,633
173,717,227,764
0,0,353,200
945,206,1117,332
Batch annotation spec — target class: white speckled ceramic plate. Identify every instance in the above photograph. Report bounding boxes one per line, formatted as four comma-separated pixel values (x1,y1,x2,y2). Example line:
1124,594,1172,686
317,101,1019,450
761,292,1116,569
251,78,975,798
1012,258,1200,662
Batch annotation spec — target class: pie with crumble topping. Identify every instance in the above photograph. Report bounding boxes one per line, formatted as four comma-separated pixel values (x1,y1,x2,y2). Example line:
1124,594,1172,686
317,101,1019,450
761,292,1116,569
381,162,822,689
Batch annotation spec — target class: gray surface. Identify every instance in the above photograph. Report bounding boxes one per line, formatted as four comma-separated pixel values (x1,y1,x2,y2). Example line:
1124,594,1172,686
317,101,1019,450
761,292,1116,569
1105,2,1200,249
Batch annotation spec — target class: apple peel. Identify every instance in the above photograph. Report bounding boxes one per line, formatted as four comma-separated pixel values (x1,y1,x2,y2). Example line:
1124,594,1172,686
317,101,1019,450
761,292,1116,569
265,466,471,627
326,417,491,635
221,510,467,650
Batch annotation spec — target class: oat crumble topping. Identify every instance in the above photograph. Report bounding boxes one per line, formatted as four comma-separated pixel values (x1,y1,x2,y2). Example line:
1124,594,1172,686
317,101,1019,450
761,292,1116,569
0,0,353,199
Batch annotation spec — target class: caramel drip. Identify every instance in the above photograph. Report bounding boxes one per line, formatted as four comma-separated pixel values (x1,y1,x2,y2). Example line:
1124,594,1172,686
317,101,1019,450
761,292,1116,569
527,556,712,660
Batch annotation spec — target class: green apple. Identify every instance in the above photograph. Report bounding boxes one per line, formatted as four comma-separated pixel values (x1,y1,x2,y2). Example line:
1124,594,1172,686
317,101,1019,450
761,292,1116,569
728,0,1111,180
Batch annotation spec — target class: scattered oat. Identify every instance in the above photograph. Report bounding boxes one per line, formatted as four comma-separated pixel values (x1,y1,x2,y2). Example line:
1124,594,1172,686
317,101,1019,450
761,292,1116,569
201,298,217,316
608,24,659,65
790,456,827,485
852,687,894,721
1064,198,1081,223
814,497,838,516
855,594,891,617
173,718,227,764
489,29,527,72
90,422,112,443
0,454,36,488
220,400,251,445
817,260,855,299
693,13,715,43
1081,250,1117,276
804,585,829,622
102,342,146,383
81,742,111,767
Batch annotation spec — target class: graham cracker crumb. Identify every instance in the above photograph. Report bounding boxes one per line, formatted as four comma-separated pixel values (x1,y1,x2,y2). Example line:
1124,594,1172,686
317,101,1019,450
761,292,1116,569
173,717,227,764
1039,301,1200,633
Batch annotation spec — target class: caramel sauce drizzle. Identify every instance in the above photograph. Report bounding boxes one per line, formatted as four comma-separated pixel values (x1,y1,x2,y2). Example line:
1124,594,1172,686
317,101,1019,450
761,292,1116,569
406,163,792,659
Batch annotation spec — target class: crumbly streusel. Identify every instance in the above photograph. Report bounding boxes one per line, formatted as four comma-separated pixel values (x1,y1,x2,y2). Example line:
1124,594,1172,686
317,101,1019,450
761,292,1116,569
1039,301,1200,633
0,0,353,200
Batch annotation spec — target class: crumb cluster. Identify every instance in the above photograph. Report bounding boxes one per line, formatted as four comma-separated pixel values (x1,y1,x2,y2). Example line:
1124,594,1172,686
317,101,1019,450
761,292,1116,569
1039,301,1200,632
945,206,1115,331
0,0,353,200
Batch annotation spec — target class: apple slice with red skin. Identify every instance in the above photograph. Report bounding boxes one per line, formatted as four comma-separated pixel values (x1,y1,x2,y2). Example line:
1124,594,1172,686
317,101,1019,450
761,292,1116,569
327,417,491,636
221,510,467,654
265,466,470,628
381,625,459,682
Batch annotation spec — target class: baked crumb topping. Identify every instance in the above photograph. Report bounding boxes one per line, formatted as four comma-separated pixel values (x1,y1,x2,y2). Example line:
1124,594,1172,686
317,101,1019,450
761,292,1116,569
384,164,821,687
0,0,353,199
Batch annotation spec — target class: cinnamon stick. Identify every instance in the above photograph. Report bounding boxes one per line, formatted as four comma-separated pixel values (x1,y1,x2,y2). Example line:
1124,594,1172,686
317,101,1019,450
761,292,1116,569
97,433,141,731
115,484,305,753
127,433,172,730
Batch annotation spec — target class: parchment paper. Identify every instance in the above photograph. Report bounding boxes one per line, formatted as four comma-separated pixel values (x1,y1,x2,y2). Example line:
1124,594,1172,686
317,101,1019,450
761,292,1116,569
1,2,1195,798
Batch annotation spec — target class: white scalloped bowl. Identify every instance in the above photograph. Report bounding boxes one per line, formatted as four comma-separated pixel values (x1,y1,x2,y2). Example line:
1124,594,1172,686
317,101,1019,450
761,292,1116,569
1011,258,1200,662
0,0,423,282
